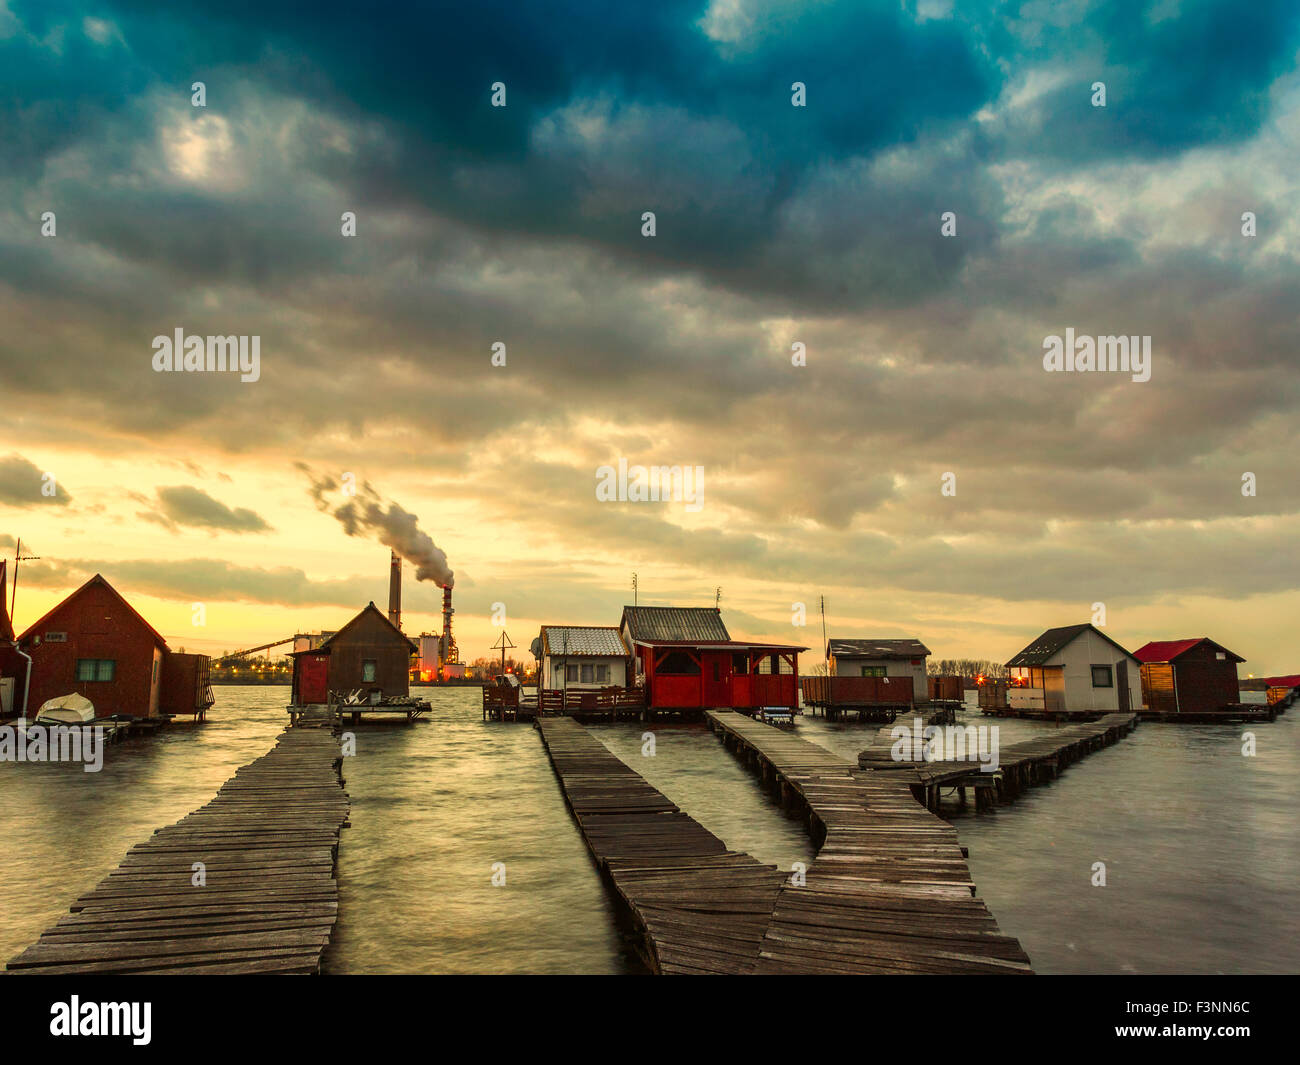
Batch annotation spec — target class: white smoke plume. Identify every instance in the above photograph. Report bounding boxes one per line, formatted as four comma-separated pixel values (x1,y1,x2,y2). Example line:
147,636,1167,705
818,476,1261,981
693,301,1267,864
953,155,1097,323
301,465,454,588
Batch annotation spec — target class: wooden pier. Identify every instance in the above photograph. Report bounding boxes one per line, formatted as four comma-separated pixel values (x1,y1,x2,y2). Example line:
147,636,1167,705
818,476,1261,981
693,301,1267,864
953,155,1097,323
536,717,786,974
859,712,1138,807
6,728,349,975
704,711,1033,974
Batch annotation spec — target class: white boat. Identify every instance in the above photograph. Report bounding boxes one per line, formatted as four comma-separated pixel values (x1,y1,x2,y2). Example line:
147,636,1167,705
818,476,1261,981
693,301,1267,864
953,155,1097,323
34,693,96,726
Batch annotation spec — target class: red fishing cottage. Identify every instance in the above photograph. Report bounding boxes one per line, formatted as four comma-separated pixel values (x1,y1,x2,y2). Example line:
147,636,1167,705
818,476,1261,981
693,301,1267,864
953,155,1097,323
1133,638,1245,715
16,574,213,720
618,606,806,714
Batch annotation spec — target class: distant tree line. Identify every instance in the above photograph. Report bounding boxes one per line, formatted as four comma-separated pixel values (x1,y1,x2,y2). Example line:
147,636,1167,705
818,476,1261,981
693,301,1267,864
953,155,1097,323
927,659,1008,680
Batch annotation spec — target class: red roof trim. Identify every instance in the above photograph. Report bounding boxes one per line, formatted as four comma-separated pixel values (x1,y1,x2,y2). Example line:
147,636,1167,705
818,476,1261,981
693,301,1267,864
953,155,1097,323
632,638,808,652
1134,638,1243,664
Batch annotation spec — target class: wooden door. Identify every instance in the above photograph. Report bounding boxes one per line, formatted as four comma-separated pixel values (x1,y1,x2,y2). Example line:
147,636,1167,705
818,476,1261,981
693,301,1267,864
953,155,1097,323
299,654,329,704
701,652,731,708
1116,658,1130,712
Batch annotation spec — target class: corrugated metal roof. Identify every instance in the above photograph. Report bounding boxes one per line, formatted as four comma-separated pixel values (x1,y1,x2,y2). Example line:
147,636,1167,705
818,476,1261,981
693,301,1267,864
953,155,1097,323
621,606,730,643
1134,638,1243,664
827,637,930,658
1006,623,1136,667
540,626,628,656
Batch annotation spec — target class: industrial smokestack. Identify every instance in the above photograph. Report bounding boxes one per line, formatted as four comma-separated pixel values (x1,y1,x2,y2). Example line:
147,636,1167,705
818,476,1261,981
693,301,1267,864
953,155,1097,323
439,585,454,666
388,550,402,630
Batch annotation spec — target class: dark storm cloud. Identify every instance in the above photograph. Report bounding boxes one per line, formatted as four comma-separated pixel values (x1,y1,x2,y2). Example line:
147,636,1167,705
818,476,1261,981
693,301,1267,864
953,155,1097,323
989,0,1300,160
20,556,449,610
141,485,272,533
1,0,1298,614
0,454,71,506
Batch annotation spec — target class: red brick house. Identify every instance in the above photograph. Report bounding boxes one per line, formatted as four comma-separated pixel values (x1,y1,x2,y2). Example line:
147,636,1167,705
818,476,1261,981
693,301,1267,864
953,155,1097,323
18,574,211,720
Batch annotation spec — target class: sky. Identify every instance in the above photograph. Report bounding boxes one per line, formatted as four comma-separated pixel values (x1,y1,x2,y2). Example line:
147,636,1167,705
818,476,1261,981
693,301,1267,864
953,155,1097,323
1,0,1298,674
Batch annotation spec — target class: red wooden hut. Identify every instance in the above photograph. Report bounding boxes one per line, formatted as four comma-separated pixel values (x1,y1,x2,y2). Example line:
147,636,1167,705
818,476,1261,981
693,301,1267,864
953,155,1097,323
19,574,173,719
1133,638,1244,715
290,601,417,706
618,606,805,713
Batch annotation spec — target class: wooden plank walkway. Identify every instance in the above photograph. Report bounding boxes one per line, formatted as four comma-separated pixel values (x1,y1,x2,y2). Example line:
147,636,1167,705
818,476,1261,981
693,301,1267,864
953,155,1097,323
536,717,786,975
860,712,1138,804
6,728,348,975
705,710,1033,974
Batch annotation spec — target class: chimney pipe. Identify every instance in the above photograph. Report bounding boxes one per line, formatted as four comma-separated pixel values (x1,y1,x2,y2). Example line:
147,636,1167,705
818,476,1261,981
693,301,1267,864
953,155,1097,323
440,585,453,666
388,550,402,630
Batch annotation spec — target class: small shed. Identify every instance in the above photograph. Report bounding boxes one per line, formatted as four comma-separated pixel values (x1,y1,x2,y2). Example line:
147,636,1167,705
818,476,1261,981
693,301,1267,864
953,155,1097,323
1005,623,1143,714
533,626,630,689
291,601,417,705
826,638,931,704
1133,638,1244,715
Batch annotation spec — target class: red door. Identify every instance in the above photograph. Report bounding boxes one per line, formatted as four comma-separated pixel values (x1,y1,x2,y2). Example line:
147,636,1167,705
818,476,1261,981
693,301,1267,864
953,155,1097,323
298,653,329,704
701,652,731,708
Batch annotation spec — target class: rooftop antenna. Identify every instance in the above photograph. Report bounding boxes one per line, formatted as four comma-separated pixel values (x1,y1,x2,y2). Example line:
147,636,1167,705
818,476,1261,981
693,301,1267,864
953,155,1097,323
715,586,722,609
11,537,40,624
631,572,638,607
492,630,516,675
820,595,829,672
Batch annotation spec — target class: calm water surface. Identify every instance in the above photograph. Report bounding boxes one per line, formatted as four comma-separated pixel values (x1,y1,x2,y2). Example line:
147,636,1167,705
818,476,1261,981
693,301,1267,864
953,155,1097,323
2,687,1296,974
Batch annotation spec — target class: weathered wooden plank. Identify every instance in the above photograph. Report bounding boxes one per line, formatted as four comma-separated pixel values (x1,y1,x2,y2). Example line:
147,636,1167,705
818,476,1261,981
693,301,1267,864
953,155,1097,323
6,727,349,975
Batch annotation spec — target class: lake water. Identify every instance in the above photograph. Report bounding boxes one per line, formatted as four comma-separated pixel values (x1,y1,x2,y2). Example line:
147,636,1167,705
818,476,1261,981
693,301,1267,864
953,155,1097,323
1,686,1296,974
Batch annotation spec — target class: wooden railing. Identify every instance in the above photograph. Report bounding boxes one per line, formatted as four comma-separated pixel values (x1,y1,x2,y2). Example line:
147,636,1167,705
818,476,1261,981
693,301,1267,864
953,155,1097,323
801,675,915,708
538,686,646,714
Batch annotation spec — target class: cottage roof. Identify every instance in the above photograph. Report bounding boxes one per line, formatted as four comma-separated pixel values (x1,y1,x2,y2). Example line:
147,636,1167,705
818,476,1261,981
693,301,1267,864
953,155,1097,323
18,573,169,649
1134,638,1244,664
827,637,930,659
620,606,730,643
1006,623,1135,667
319,602,418,653
1262,674,1300,689
539,626,628,656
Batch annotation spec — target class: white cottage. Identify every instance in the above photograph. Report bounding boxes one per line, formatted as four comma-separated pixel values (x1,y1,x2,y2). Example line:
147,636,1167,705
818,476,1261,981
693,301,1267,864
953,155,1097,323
1005,623,1143,713
532,626,631,690
826,638,930,704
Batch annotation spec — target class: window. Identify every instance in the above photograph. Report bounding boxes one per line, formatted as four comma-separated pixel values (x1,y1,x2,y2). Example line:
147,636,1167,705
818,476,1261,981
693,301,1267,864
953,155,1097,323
565,664,579,682
656,651,700,676
732,653,750,674
595,664,610,683
861,666,887,678
712,660,721,682
580,664,594,684
1091,665,1113,688
362,660,377,683
75,659,116,682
